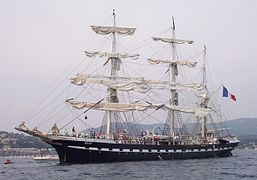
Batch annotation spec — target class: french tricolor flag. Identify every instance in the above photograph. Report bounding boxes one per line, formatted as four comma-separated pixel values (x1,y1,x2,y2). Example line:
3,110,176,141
223,86,237,101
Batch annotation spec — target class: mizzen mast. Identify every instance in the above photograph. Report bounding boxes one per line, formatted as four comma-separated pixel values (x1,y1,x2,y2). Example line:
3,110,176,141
201,45,209,138
170,17,177,145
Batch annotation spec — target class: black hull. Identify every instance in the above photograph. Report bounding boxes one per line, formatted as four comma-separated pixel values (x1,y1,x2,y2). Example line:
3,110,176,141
43,138,239,164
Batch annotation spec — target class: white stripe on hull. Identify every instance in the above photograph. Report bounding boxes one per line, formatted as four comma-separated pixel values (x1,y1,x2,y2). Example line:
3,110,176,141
67,145,233,153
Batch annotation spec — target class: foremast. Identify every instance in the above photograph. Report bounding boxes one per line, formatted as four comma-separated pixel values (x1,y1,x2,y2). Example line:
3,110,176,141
84,9,138,138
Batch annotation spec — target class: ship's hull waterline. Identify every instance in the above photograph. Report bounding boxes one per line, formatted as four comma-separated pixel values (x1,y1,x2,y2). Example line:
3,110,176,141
43,138,239,164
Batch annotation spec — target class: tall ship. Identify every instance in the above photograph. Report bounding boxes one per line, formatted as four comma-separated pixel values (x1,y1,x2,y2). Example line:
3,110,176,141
16,10,239,164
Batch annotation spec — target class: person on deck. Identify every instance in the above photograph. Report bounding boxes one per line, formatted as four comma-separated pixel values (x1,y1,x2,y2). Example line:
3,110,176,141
72,127,76,137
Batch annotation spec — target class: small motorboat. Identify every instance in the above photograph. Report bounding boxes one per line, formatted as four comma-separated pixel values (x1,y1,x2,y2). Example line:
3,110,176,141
33,155,59,161
4,159,13,164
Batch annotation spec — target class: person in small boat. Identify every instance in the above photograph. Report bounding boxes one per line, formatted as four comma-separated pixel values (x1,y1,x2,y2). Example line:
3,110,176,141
4,159,13,164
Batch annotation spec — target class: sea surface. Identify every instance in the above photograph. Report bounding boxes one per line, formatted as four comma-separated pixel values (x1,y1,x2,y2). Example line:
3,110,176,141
1,149,257,180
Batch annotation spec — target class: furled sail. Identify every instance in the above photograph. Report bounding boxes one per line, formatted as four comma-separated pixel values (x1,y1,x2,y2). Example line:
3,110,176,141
70,74,143,86
66,99,211,117
70,74,204,93
148,58,197,68
152,37,193,44
91,26,136,36
84,51,140,60
66,99,151,111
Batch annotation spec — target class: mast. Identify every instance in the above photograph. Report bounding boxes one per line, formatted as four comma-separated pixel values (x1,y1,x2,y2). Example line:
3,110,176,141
72,10,137,138
202,45,207,90
107,9,119,137
201,45,208,138
111,9,117,58
151,17,195,144
170,16,177,145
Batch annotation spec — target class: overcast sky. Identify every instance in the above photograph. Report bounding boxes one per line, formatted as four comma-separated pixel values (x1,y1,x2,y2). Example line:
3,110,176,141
1,0,257,132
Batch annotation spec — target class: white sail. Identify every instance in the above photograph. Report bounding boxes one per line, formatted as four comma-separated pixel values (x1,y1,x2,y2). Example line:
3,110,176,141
66,99,151,111
152,37,193,44
91,26,136,36
165,105,210,117
66,99,211,117
84,51,140,60
70,74,144,85
70,74,204,93
148,58,197,68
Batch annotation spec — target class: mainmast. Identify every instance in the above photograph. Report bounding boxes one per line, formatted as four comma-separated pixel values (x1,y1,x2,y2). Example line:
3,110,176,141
107,9,119,137
150,17,195,144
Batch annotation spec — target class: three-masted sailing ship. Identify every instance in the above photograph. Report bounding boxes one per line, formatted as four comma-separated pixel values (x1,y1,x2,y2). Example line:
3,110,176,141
16,11,239,164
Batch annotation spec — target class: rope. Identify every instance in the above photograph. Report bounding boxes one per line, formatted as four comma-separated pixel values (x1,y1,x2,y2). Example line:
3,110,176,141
59,98,104,131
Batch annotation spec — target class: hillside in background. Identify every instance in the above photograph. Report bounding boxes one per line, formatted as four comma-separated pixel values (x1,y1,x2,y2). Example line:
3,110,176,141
135,118,257,137
227,118,257,136
0,131,50,149
228,118,257,148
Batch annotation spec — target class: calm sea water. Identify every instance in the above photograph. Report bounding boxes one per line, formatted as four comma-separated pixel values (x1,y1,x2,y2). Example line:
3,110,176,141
1,149,257,180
